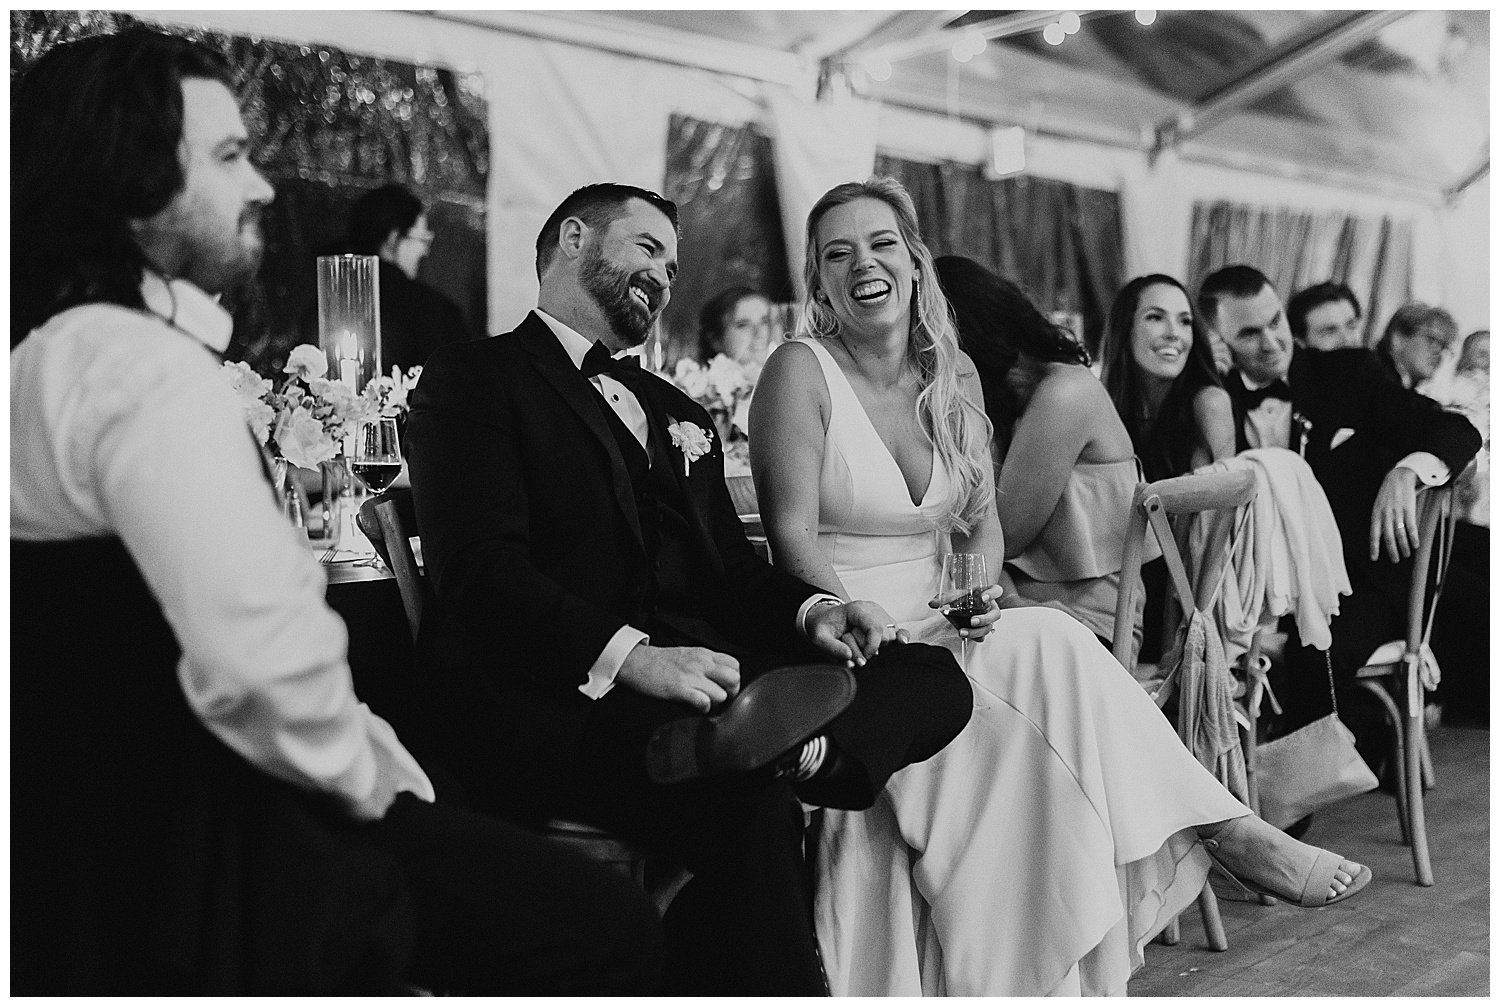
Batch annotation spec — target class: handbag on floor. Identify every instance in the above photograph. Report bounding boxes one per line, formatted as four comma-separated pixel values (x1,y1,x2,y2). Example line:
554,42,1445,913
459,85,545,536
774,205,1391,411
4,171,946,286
1255,653,1378,829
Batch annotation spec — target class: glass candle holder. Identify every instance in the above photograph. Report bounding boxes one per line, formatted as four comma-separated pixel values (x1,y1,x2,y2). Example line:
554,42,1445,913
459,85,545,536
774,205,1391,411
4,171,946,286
317,254,382,393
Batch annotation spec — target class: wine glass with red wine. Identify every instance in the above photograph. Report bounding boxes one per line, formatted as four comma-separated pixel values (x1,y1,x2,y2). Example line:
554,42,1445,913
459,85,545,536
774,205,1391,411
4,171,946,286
351,416,403,493
939,552,990,670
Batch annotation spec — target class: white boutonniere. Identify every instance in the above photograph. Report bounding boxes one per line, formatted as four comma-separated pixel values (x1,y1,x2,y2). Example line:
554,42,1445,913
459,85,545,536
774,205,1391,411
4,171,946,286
667,419,712,476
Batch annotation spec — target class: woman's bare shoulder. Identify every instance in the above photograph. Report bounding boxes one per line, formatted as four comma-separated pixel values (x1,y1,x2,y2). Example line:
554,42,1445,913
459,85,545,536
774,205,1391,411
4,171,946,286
1030,361,1108,409
755,338,829,408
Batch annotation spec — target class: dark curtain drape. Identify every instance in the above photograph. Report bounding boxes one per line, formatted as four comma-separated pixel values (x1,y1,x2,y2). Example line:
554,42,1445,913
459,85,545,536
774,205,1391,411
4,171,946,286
1187,200,1413,348
662,114,793,366
876,156,1125,356
11,10,490,373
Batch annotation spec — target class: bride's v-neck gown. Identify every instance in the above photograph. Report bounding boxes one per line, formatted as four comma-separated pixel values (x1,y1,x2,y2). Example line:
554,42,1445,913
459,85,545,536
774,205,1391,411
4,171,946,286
795,338,1249,996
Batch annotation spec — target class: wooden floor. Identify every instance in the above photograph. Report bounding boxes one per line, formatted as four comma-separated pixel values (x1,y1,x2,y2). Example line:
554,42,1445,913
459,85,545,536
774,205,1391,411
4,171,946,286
1129,724,1490,997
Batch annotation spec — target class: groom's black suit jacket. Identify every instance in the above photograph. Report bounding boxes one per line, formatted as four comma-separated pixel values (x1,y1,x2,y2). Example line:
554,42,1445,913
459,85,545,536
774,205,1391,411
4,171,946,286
405,312,841,823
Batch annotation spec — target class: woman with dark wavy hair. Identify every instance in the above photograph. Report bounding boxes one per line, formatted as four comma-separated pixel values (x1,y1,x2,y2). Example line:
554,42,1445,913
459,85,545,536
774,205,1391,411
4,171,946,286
936,254,1142,647
1100,274,1235,482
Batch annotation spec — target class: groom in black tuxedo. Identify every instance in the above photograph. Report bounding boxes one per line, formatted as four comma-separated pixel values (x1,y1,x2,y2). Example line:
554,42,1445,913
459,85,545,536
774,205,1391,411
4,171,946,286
404,183,971,993
1200,265,1481,752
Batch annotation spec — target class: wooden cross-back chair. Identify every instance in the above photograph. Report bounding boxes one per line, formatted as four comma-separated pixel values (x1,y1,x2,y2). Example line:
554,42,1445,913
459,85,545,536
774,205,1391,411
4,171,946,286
1352,481,1458,887
354,489,690,915
1112,467,1260,953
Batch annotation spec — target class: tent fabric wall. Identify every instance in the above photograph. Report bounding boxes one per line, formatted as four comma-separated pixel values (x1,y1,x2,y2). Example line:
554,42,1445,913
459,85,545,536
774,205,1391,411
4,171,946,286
143,10,1486,340
875,156,1125,354
1186,200,1413,346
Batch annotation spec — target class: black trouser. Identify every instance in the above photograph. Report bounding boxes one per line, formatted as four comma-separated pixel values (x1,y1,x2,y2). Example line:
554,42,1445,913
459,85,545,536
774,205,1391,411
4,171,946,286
556,640,971,995
1428,520,1489,724
359,794,666,995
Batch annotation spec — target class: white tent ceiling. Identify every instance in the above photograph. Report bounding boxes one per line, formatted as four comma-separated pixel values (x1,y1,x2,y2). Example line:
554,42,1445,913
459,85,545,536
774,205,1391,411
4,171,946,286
432,8,1489,199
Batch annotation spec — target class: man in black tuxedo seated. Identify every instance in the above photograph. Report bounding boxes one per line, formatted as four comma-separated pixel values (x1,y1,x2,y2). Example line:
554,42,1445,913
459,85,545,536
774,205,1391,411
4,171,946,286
1200,265,1482,768
405,183,972,994
11,29,665,994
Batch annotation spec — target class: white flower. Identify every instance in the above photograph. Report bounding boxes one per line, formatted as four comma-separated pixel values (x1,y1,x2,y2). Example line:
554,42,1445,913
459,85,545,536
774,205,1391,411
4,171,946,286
673,358,711,401
667,419,713,477
706,353,751,405
221,359,272,400
244,398,276,445
274,404,340,469
284,343,328,381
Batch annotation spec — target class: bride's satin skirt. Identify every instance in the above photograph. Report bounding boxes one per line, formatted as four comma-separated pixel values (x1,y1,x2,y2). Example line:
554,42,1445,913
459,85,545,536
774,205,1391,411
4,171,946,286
814,606,1250,996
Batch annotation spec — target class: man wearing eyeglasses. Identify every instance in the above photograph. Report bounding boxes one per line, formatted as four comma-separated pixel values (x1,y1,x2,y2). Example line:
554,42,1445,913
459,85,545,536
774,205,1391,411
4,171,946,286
346,183,477,371
1374,301,1460,392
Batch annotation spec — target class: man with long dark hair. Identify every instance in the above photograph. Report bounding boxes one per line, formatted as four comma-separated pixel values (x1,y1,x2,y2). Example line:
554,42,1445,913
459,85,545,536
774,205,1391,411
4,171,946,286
11,27,664,994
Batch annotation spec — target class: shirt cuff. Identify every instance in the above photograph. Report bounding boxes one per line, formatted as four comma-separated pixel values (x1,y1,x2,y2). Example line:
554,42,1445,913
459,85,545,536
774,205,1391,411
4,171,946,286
797,593,843,638
578,625,649,700
1396,452,1450,487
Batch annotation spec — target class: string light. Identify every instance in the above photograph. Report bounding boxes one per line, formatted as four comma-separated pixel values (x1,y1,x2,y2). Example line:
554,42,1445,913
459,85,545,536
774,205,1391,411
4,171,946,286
1135,10,1157,26
1060,12,1081,35
950,29,988,63
1042,22,1066,45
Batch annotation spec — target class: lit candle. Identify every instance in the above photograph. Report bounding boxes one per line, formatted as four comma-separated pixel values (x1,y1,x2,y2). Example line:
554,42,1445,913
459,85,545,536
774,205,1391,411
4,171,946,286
339,331,358,387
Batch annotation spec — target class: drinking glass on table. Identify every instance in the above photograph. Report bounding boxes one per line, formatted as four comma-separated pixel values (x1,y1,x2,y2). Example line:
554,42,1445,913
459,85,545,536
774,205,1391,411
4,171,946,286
939,552,992,670
351,416,403,494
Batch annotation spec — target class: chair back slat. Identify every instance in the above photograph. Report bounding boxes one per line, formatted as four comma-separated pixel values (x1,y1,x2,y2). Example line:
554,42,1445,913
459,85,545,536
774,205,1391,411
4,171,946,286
1407,484,1456,656
356,488,426,642
1141,468,1256,516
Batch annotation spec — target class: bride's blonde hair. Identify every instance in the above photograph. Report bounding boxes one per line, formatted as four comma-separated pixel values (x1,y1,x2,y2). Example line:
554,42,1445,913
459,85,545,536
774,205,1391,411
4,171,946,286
799,177,994,535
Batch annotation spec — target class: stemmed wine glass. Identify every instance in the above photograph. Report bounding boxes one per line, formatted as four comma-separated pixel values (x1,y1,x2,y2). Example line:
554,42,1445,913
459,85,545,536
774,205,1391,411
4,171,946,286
939,552,990,670
352,416,403,493
351,416,403,565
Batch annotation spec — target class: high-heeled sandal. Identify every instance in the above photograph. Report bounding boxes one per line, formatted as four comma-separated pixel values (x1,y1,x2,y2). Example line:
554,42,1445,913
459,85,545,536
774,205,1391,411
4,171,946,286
1200,817,1373,909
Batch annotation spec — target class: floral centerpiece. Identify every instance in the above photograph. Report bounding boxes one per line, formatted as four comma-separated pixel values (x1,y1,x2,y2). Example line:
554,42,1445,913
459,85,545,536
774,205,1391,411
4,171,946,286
222,344,420,470
669,353,759,476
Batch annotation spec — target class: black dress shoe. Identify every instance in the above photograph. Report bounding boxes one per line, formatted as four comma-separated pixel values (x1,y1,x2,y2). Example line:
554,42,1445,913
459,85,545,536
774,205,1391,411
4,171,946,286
645,664,856,785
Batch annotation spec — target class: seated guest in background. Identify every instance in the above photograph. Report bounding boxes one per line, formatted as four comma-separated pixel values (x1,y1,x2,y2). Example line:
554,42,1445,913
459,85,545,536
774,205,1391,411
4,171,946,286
404,182,973,995
1101,273,1236,483
1202,265,1481,767
1288,280,1365,351
1374,301,1459,391
10,28,665,995
1099,273,1236,662
936,255,1143,648
697,284,775,369
750,182,1368,997
346,183,477,370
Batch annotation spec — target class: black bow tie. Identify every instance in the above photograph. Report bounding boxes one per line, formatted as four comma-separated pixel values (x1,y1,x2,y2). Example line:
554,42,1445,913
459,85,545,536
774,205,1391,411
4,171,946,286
580,341,641,380
1239,378,1293,409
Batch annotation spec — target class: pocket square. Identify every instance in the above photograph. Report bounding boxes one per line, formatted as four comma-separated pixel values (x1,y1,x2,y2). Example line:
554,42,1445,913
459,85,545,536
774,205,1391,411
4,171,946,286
1330,427,1355,450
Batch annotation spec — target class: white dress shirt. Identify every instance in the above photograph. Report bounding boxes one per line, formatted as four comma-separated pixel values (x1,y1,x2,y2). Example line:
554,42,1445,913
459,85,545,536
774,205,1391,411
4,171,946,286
11,273,434,820
532,309,838,701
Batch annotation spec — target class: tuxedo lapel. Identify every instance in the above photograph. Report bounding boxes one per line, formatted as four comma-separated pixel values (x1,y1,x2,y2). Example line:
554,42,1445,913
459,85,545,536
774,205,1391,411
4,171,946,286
628,374,728,582
516,314,645,550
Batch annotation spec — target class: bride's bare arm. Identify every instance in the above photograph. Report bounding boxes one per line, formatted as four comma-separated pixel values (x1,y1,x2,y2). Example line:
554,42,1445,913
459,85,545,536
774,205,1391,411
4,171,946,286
748,341,851,599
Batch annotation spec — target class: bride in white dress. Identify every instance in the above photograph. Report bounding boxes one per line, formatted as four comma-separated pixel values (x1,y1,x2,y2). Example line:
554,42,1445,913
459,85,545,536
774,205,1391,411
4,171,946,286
748,177,1371,996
